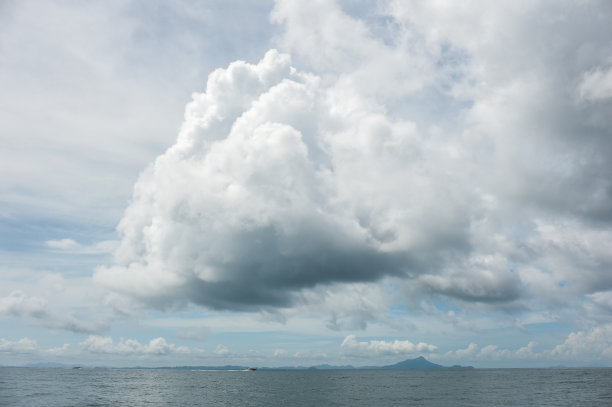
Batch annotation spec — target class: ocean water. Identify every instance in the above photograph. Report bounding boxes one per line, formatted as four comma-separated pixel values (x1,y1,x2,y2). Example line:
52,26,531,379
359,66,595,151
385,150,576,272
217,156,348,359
1,367,611,406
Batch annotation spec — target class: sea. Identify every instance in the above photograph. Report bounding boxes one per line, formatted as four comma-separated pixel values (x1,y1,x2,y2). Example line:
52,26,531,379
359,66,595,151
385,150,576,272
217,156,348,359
1,367,611,406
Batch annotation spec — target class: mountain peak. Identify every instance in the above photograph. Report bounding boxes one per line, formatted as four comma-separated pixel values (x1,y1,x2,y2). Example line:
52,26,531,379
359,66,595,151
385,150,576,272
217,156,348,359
381,356,473,370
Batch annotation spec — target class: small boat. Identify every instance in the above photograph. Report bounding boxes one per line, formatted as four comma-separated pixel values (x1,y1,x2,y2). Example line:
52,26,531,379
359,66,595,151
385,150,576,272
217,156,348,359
247,367,257,371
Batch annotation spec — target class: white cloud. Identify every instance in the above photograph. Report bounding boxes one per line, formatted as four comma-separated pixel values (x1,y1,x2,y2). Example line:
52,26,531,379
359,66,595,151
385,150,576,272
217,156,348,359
477,345,512,360
464,341,539,362
578,66,612,102
441,325,612,365
0,290,48,319
515,341,539,360
94,46,478,312
0,290,107,334
0,337,38,353
213,344,232,356
549,325,612,360
454,343,479,359
340,335,437,357
79,336,189,356
45,344,71,356
44,238,118,254
44,238,81,250
271,0,447,99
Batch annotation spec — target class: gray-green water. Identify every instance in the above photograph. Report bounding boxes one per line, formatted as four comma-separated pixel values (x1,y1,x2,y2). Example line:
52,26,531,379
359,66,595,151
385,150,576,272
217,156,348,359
1,367,611,406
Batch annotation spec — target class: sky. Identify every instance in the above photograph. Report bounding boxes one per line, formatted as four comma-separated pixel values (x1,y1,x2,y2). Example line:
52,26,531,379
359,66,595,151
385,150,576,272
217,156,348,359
1,0,612,369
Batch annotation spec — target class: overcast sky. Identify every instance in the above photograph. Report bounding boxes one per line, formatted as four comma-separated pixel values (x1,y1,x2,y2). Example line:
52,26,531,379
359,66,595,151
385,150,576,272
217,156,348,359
2,0,612,368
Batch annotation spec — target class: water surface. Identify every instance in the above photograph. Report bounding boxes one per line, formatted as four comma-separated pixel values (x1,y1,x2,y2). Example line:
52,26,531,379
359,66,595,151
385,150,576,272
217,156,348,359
1,367,611,406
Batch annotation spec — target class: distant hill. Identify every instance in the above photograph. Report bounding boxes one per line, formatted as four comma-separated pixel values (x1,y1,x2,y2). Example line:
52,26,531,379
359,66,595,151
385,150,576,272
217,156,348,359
380,356,473,370
307,356,473,370
381,356,444,369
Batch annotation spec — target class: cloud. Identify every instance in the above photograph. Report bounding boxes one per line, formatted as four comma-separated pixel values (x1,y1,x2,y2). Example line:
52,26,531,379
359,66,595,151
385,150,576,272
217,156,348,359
340,335,437,357
455,343,478,359
528,220,612,294
44,238,81,250
95,45,481,312
444,342,533,362
79,336,190,356
0,290,107,334
95,48,445,311
0,290,48,319
44,238,118,254
549,325,612,360
587,290,612,315
94,0,612,326
0,337,38,353
418,266,521,304
578,66,612,102
45,344,71,356
441,325,612,365
213,344,232,356
476,344,512,360
295,281,401,331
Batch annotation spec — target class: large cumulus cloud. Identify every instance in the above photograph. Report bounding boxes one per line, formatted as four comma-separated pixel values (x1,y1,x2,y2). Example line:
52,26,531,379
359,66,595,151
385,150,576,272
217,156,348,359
96,0,612,321
95,48,472,310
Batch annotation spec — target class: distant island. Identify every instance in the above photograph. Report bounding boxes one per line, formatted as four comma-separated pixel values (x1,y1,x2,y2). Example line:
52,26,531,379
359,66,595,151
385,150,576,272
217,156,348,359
302,356,474,370
285,356,474,370
11,356,474,370
379,356,474,370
